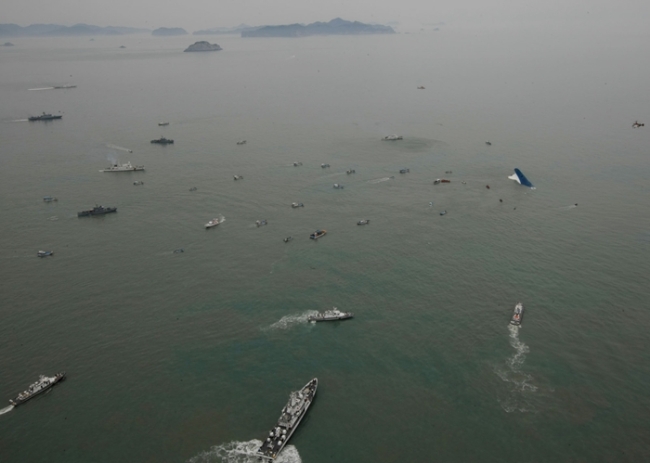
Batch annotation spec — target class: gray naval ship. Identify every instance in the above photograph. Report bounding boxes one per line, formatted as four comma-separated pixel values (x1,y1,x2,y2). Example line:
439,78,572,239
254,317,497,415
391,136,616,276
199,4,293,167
308,307,353,322
257,378,318,460
10,372,66,406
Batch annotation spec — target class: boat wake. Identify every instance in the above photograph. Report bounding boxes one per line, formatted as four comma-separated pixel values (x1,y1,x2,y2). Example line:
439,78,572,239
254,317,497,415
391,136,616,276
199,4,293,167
106,144,133,153
28,87,54,91
12,119,29,122
367,177,393,184
263,311,319,331
0,405,14,415
187,440,301,463
494,325,538,413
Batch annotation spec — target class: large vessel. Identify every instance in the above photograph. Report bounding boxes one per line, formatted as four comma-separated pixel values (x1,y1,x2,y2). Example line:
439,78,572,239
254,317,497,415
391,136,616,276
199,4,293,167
9,372,66,406
257,378,318,461
510,302,524,326
308,307,353,322
100,162,144,172
150,137,174,144
28,113,62,121
77,205,117,217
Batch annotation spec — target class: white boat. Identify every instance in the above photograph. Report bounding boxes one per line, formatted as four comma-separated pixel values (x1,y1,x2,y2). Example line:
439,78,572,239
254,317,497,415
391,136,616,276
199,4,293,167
205,216,225,229
100,162,144,172
291,202,304,208
308,307,353,322
383,134,403,141
234,175,244,180
510,302,524,326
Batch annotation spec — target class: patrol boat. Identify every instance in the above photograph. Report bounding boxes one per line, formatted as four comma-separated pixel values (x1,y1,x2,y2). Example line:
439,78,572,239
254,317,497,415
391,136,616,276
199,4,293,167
100,162,144,172
310,229,326,240
257,378,318,461
28,113,62,121
308,307,353,322
510,302,524,326
150,137,174,144
9,372,66,406
77,205,117,217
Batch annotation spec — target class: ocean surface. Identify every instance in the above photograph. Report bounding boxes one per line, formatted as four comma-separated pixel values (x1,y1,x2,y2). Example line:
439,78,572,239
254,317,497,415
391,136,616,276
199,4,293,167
1,26,649,463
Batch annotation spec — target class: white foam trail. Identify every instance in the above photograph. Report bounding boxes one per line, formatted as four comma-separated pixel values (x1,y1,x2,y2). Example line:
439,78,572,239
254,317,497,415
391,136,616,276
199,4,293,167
367,177,392,184
12,119,29,122
187,440,301,463
106,144,133,153
28,87,54,91
495,324,537,413
264,311,319,331
0,405,14,415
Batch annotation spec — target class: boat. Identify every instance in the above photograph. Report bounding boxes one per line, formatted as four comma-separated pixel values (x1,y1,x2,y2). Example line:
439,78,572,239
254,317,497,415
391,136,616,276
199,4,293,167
293,162,303,167
283,236,293,243
291,202,304,208
100,162,144,172
158,122,170,126
445,170,453,174
256,219,268,227
37,250,53,257
417,86,426,89
433,179,450,185
257,378,318,461
321,163,330,168
486,141,492,146
399,168,410,174
632,121,645,128
508,168,535,188
357,219,370,225
173,248,184,253
205,216,225,229
236,140,247,145
439,210,447,216
150,137,174,144
310,229,326,240
333,183,344,189
77,205,117,217
510,302,524,326
308,307,353,322
9,372,66,406
53,85,76,89
43,196,58,202
234,175,244,180
346,169,356,174
382,135,403,141
133,181,144,185
28,113,62,122
189,187,198,192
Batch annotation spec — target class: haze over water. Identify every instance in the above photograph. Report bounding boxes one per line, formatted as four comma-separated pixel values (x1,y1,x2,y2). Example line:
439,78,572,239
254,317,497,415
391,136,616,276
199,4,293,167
1,25,649,462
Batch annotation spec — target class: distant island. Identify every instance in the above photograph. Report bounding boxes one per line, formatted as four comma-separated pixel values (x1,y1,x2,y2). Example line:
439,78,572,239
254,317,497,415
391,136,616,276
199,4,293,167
152,27,187,37
241,18,395,38
184,41,222,52
0,23,148,37
193,24,253,35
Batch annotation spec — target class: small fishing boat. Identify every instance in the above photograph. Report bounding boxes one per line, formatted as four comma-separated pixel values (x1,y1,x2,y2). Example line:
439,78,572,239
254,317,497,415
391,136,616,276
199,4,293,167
321,163,330,168
43,196,58,202
333,183,344,189
205,216,225,229
383,135,403,141
346,169,356,174
283,236,293,243
310,229,326,240
399,168,410,174
256,219,268,227
291,202,304,208
158,122,170,126
37,250,53,257
234,175,244,180
293,162,303,167
433,179,450,185
357,220,370,225
236,140,247,145
439,210,447,216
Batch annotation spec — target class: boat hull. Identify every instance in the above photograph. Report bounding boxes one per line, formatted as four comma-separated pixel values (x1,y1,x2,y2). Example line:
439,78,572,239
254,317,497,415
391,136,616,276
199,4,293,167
9,373,66,406
510,303,524,325
257,378,318,460
308,314,353,322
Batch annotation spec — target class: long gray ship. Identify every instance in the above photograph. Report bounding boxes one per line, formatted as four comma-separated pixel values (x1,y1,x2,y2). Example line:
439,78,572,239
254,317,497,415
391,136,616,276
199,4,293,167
257,378,318,460
78,205,117,217
9,372,66,406
28,112,62,121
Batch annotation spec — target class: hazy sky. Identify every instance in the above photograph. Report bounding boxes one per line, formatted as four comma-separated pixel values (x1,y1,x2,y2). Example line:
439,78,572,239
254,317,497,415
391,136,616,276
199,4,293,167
3,0,649,32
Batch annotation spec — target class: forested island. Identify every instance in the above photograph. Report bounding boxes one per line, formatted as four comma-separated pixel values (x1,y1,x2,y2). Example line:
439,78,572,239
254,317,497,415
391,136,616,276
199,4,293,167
241,18,394,38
